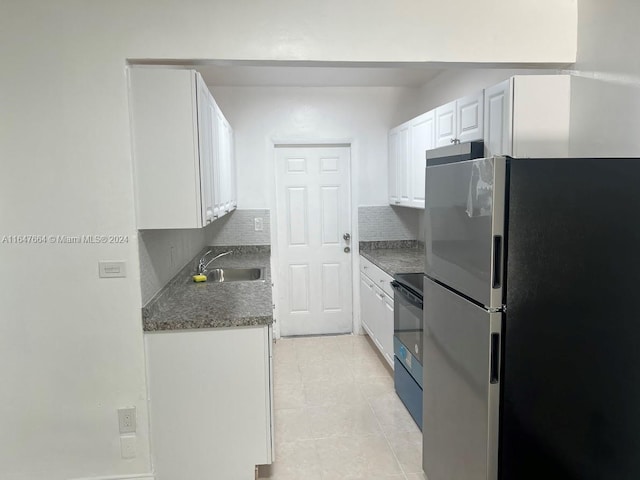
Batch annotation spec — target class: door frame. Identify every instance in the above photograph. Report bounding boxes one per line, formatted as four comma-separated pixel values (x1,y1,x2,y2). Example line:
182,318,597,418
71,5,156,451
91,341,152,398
269,138,361,339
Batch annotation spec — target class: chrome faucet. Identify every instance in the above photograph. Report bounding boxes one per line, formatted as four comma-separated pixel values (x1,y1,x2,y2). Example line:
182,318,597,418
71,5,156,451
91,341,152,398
197,250,233,274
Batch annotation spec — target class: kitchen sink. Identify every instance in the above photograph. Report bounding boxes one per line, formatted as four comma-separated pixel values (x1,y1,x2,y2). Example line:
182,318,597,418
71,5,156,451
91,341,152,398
206,267,265,283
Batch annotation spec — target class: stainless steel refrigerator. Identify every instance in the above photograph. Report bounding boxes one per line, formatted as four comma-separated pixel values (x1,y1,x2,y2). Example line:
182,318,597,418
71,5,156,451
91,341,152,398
422,149,640,480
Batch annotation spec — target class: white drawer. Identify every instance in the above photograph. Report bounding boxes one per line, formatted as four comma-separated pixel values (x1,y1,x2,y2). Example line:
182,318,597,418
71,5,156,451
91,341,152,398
360,256,394,298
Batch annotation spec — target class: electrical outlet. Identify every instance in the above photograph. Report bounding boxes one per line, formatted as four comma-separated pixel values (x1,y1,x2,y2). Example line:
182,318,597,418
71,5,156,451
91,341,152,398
120,434,137,459
254,217,263,231
118,407,136,434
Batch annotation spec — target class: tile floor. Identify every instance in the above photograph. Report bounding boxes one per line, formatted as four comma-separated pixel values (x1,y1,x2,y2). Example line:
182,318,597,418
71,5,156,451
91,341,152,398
264,334,427,480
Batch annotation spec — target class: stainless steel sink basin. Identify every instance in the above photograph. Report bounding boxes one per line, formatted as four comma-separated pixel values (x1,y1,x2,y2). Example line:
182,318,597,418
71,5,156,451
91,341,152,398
206,267,265,283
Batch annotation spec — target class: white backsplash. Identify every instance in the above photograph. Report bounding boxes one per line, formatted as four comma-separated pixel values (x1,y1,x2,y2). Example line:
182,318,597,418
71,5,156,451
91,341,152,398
206,209,271,246
358,205,423,241
138,228,207,305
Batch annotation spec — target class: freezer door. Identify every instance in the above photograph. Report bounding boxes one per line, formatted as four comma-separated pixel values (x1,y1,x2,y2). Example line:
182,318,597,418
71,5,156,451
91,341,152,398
422,277,501,480
425,156,505,308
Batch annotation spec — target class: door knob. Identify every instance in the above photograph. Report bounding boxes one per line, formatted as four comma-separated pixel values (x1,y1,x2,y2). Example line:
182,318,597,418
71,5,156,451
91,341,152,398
343,233,351,241
344,246,351,253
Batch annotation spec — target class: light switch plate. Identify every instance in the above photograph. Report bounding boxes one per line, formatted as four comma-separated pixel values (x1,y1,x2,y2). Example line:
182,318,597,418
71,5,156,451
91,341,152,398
254,217,263,231
120,434,137,459
99,261,127,278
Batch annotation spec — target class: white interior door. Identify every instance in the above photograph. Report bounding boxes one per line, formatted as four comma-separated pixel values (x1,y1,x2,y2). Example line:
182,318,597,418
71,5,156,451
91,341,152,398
275,146,353,336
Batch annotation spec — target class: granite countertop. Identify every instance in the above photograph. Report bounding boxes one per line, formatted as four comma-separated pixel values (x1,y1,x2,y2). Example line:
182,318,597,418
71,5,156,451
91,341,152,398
359,240,425,276
143,246,273,332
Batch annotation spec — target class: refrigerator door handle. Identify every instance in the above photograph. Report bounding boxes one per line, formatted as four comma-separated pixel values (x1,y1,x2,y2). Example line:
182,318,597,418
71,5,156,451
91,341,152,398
492,235,503,289
490,333,500,384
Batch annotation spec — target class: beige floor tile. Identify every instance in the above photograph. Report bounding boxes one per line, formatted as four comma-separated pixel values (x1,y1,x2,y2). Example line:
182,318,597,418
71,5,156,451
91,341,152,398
273,363,303,386
308,403,383,438
304,379,368,407
369,393,421,435
274,382,306,410
350,355,394,379
273,348,298,364
315,435,403,478
267,439,323,480
404,473,428,480
274,408,315,443
323,475,406,480
357,375,395,398
296,347,347,367
273,334,424,480
386,430,423,474
299,357,355,383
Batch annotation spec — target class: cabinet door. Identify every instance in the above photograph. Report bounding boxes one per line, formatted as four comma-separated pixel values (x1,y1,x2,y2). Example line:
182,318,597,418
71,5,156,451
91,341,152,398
372,285,388,359
229,125,237,210
398,123,411,205
435,101,457,147
129,68,202,229
484,79,512,157
196,74,216,226
456,91,484,143
409,111,435,209
146,326,272,479
382,292,395,368
212,108,226,219
218,115,232,216
360,273,376,338
388,128,400,205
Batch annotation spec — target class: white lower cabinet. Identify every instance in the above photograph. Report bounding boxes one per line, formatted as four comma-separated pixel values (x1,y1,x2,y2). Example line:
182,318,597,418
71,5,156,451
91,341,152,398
145,325,273,480
360,257,394,368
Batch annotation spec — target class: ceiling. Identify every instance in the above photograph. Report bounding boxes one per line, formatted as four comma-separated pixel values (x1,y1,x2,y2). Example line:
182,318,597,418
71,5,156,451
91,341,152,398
195,63,445,87
130,60,562,88
130,61,446,87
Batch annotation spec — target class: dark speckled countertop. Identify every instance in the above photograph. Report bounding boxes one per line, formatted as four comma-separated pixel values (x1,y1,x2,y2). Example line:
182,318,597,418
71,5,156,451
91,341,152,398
359,240,425,276
143,246,273,332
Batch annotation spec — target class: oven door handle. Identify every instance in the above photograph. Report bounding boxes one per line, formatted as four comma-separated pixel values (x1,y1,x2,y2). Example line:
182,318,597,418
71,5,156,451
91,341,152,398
391,282,423,310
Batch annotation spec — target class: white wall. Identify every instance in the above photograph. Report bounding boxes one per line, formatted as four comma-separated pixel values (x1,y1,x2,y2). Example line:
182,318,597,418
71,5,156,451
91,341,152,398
212,86,420,208
0,1,575,478
568,0,640,156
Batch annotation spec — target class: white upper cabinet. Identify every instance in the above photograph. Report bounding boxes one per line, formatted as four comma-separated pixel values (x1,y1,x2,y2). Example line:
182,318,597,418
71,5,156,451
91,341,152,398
435,91,484,147
215,105,235,217
435,100,456,147
484,75,571,158
388,110,435,209
196,75,217,225
388,128,399,205
456,92,484,143
409,110,435,209
397,123,411,205
484,79,512,157
388,121,413,207
129,67,236,230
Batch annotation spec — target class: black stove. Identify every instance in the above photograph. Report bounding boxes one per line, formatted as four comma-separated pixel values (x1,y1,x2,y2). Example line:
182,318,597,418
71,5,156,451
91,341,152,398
391,271,425,429
393,272,424,299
